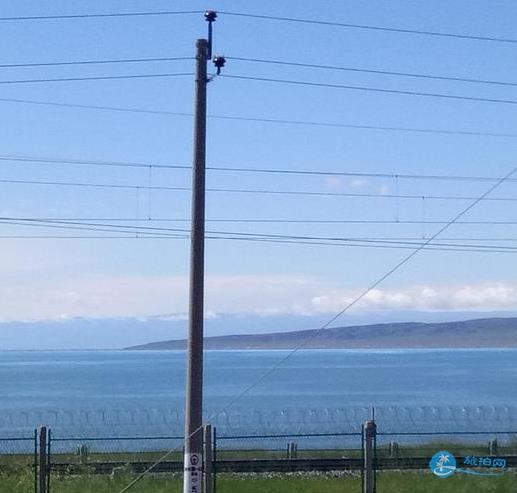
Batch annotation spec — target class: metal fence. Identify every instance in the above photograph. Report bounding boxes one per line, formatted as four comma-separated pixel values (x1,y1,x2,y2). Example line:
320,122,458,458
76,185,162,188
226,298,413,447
214,430,363,472
0,431,38,493
2,424,516,492
374,430,517,492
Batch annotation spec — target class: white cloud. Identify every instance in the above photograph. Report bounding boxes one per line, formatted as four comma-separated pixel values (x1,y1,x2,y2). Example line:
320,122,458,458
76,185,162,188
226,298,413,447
350,178,367,188
324,176,346,190
0,240,87,280
310,283,517,313
0,241,514,321
324,176,368,191
0,274,324,322
0,267,516,322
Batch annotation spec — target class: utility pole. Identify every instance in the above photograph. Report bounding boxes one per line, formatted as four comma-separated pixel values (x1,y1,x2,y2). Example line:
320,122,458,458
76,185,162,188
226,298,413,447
183,35,208,493
183,11,225,493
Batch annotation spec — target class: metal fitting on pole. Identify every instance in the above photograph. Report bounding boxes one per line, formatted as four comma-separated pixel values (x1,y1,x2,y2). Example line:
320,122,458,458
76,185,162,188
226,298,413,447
204,10,217,60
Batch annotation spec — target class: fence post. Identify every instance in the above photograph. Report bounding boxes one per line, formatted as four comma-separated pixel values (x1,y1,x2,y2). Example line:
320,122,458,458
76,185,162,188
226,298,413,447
33,429,38,493
38,426,47,493
287,442,298,459
389,441,399,458
203,424,213,493
212,427,217,493
360,424,364,488
363,420,376,493
489,439,498,456
47,428,51,493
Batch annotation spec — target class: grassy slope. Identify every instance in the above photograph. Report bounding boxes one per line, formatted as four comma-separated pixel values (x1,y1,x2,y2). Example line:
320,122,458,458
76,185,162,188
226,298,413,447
128,317,517,350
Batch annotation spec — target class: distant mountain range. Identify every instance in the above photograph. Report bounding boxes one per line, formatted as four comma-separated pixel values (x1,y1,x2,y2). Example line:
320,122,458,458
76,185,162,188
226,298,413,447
126,317,517,350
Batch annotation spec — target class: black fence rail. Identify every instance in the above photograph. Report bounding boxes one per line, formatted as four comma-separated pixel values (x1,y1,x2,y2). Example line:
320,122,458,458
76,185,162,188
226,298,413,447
49,434,184,459
214,430,363,475
48,434,185,479
215,430,363,457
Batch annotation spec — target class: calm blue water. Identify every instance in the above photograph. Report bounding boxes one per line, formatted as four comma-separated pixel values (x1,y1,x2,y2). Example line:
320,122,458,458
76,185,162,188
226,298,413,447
0,349,516,438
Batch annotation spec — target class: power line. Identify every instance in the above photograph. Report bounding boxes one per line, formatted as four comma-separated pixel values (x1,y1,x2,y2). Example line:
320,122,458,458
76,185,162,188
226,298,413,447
222,74,517,106
0,235,148,238
212,219,517,225
43,224,517,250
220,11,517,45
0,96,515,139
0,10,202,21
4,220,517,241
0,56,192,69
2,217,517,251
0,219,186,237
13,53,515,89
229,236,517,254
2,8,516,47
216,235,517,243
13,218,517,251
0,155,190,170
4,154,517,184
0,96,195,117
229,56,517,88
5,176,517,203
8,216,517,227
0,177,190,191
204,114,517,139
2,218,517,253
0,72,192,85
6,54,514,90
205,167,517,184
1,233,516,253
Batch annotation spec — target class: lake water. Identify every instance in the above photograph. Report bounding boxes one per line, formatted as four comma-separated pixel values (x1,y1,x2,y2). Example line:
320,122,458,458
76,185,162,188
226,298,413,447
0,349,516,438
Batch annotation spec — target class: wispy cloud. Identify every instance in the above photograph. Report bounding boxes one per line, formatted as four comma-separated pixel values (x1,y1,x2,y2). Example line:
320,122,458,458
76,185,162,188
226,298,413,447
311,283,517,313
0,267,516,322
324,176,369,191
0,274,322,322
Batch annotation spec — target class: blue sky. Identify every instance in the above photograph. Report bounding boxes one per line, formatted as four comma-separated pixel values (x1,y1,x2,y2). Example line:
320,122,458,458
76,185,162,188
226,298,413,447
2,1,517,347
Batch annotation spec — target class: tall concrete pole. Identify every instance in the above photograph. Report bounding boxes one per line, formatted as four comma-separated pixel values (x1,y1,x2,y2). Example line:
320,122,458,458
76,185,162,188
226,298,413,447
183,37,208,493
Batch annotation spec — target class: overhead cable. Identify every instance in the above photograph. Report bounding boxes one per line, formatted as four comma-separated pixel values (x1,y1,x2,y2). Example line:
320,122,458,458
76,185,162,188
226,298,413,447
3,154,517,184
5,176,517,203
0,10,202,21
0,97,515,139
2,218,517,253
230,56,517,88
222,74,517,106
0,56,192,69
220,11,517,45
0,72,192,85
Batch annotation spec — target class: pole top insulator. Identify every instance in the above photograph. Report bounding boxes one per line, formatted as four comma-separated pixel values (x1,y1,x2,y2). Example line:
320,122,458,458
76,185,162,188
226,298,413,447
213,55,226,75
205,10,217,22
213,56,226,69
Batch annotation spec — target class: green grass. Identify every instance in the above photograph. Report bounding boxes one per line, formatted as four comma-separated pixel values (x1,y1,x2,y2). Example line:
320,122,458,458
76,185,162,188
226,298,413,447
377,471,516,493
2,470,516,493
